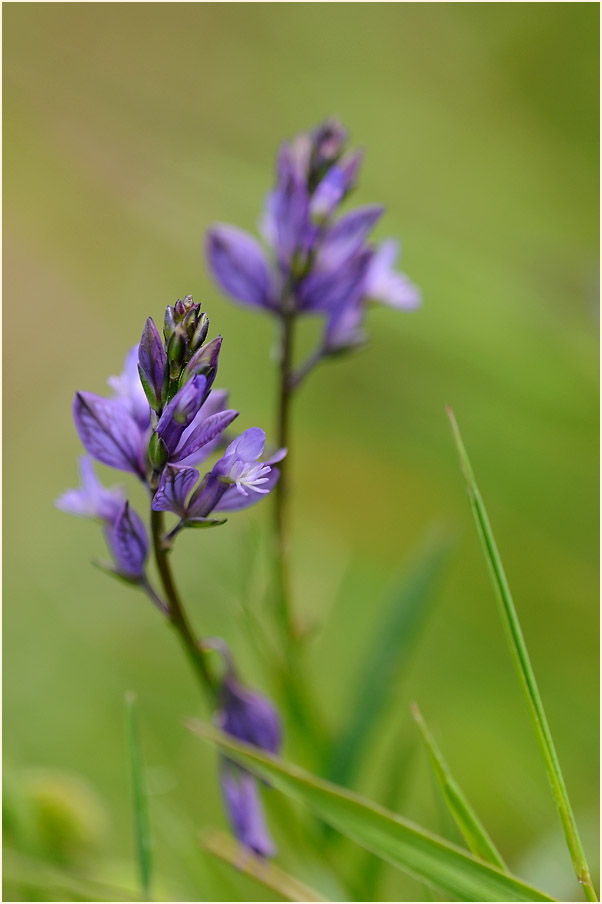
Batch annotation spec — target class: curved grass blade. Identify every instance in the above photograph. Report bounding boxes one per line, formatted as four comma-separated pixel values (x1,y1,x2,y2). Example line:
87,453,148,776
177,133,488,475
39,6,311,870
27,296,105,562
189,722,555,903
326,527,453,788
446,407,598,902
411,702,506,870
201,829,329,901
126,692,153,901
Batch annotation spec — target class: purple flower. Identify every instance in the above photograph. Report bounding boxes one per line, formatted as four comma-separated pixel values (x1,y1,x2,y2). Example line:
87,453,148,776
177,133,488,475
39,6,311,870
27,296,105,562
205,225,278,311
151,428,284,522
56,456,125,523
138,317,168,412
107,501,148,580
73,391,147,479
107,347,151,432
205,118,420,359
56,459,148,582
364,239,421,310
216,668,282,856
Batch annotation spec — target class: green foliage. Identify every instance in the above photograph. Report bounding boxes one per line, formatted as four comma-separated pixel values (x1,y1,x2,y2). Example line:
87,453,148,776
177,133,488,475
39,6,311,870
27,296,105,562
447,408,598,902
191,722,556,903
125,693,153,901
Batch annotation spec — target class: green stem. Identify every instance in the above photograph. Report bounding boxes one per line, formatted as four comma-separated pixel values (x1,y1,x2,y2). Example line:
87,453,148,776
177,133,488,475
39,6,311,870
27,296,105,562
150,507,215,702
447,407,598,903
274,308,296,644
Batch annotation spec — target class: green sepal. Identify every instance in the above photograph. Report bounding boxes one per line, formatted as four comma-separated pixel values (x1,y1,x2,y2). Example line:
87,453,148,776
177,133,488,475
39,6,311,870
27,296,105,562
148,432,169,472
184,517,227,529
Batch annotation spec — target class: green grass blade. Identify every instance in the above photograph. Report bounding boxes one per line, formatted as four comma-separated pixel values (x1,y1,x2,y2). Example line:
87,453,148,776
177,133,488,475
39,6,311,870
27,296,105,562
3,850,138,901
126,692,153,901
446,407,598,903
411,702,507,870
189,722,555,903
326,527,453,788
201,829,330,901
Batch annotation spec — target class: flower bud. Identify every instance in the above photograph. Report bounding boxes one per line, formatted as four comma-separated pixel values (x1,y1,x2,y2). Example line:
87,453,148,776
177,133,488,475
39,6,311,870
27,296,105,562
163,305,176,344
168,326,188,379
191,312,210,352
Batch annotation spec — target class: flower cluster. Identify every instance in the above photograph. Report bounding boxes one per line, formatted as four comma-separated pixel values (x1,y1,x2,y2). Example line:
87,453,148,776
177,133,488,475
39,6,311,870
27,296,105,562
57,296,283,582
206,118,420,356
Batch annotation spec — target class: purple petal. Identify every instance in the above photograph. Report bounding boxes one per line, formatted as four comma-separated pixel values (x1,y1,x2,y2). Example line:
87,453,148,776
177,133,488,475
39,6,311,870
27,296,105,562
183,336,222,392
138,317,167,411
219,765,275,858
219,673,282,755
214,468,280,512
316,205,383,272
107,501,148,578
186,472,228,519
260,146,310,267
56,456,125,523
171,408,239,464
151,466,199,517
224,427,265,462
206,225,277,310
297,249,372,314
324,294,366,352
156,375,207,455
107,347,151,432
364,239,421,310
73,392,146,478
174,389,230,467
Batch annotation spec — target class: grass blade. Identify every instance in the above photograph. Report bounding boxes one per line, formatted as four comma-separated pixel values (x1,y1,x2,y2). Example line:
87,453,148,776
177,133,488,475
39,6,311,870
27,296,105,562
326,527,453,788
201,829,330,901
411,702,507,870
125,692,152,901
189,722,555,903
446,407,598,902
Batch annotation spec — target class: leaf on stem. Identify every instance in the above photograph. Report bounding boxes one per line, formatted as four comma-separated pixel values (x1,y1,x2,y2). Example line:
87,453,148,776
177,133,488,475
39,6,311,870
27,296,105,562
189,722,555,903
411,702,506,870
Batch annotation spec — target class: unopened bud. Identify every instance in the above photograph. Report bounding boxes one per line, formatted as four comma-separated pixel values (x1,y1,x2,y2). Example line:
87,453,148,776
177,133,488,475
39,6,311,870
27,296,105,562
168,326,187,378
164,306,176,343
191,312,210,352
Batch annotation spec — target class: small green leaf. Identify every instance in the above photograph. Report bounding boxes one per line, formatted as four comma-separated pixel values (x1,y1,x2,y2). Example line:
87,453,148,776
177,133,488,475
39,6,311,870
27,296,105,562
411,702,506,870
447,407,598,903
201,830,330,902
184,517,227,529
326,527,453,788
125,692,152,901
189,722,555,903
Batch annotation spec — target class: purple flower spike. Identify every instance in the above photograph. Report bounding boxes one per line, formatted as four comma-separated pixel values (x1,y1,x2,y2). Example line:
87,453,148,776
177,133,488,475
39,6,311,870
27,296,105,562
107,501,148,580
220,765,275,858
138,317,168,412
73,392,146,479
365,239,422,310
206,225,277,311
55,456,125,523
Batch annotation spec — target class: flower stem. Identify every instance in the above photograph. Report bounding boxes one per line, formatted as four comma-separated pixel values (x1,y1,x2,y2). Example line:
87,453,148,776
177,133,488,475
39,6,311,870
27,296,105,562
150,507,215,702
274,309,296,645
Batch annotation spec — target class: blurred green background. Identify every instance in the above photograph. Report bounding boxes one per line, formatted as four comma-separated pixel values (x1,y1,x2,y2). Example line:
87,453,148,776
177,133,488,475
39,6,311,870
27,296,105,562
3,3,599,901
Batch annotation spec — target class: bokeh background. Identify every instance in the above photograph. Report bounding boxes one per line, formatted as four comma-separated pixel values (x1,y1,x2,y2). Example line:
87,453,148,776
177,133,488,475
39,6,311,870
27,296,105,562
3,4,599,901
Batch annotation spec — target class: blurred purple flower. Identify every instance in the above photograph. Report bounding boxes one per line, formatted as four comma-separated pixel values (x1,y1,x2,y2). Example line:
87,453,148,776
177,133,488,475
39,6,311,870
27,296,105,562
205,118,420,358
217,668,282,856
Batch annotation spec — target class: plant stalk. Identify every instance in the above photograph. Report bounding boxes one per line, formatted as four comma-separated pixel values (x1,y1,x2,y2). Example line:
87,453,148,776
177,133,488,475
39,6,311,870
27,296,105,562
150,507,215,702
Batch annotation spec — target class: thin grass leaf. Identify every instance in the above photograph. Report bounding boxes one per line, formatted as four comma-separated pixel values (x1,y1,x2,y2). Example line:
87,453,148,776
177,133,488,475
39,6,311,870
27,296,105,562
446,407,598,903
326,527,453,788
201,829,330,901
189,722,555,903
126,692,153,901
411,702,507,870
